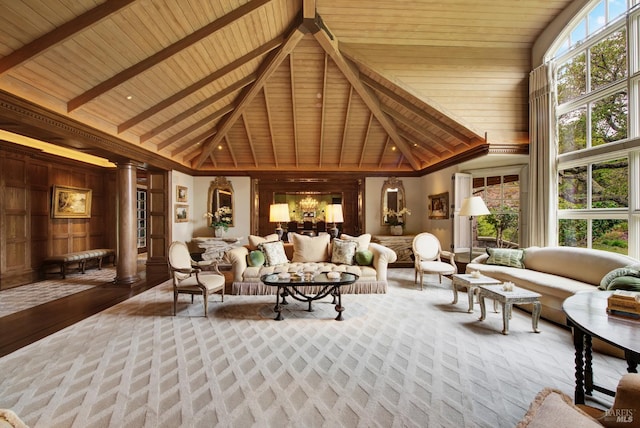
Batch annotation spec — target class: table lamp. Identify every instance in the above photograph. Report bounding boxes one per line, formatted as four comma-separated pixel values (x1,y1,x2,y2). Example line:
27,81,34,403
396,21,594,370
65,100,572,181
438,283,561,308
458,196,490,264
326,204,344,239
269,203,290,240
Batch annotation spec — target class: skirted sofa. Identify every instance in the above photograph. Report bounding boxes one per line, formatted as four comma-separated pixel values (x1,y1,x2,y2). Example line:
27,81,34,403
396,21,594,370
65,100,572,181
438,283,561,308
466,246,640,326
228,233,397,295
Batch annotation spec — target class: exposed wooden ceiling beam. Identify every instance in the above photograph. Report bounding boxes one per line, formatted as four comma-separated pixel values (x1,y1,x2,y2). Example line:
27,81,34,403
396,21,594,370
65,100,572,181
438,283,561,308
0,0,136,75
224,135,238,168
360,74,477,146
68,0,271,112
241,113,258,167
319,53,328,167
359,113,373,168
157,104,234,151
339,86,353,168
383,105,453,154
195,23,305,168
172,129,216,157
289,54,299,167
310,20,422,170
118,38,281,133
378,136,391,168
262,85,279,168
140,75,255,143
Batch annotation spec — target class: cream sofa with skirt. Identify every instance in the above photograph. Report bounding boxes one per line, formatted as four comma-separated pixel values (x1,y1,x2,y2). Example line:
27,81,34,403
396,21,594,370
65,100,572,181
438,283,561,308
228,233,397,295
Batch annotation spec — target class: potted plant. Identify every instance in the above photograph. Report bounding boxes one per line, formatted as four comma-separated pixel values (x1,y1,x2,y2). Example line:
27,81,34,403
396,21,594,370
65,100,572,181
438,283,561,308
205,206,232,237
384,207,411,235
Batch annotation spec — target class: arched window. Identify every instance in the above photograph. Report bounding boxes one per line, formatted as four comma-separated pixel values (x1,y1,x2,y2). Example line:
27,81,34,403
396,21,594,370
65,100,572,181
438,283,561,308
546,0,640,257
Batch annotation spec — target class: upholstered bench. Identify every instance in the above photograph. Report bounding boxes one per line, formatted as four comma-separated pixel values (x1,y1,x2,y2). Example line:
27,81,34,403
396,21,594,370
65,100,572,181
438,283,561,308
42,248,115,279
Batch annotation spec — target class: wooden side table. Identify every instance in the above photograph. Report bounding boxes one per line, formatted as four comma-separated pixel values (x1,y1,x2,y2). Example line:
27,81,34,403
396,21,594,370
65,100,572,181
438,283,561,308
372,235,416,267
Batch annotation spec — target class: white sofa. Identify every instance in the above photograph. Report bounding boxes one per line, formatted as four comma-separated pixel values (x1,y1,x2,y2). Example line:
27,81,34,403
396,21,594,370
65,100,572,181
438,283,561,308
228,233,397,295
466,246,639,326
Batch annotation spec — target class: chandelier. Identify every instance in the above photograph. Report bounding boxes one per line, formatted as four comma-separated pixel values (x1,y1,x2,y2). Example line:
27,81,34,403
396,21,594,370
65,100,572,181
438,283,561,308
299,196,319,212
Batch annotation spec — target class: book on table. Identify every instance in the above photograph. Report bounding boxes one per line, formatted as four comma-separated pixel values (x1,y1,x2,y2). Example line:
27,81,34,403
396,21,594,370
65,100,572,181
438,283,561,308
607,290,640,320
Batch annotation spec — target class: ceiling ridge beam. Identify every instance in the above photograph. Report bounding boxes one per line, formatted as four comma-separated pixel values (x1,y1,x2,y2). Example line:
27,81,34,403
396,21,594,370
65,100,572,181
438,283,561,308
117,37,281,134
0,0,136,75
310,18,421,170
68,0,271,112
140,75,255,143
359,73,480,146
195,22,306,168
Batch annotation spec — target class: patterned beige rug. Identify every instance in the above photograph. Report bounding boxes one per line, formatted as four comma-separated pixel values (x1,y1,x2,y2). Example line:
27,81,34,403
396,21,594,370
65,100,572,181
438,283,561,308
0,269,628,427
0,267,116,318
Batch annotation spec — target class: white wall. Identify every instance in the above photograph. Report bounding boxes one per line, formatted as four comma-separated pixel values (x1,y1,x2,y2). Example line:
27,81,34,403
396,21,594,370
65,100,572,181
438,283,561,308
170,171,195,244
169,153,528,252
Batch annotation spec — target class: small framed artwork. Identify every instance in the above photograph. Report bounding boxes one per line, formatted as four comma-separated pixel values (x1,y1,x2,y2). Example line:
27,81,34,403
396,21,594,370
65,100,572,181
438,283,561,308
428,192,449,219
52,185,93,218
176,185,188,203
174,204,189,223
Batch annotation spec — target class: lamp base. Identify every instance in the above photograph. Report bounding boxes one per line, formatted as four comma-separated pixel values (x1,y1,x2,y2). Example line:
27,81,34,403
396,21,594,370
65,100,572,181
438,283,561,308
329,225,340,239
275,225,284,241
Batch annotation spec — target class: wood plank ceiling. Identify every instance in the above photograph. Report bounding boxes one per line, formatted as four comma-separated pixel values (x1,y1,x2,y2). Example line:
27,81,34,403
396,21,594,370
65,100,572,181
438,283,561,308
0,0,573,174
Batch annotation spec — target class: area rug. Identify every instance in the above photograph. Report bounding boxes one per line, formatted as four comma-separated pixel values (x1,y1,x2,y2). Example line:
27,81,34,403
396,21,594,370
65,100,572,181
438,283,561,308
0,269,628,427
0,267,116,318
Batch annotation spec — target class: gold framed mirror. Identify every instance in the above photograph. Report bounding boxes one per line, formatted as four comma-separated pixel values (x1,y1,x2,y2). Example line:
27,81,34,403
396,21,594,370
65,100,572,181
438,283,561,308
208,177,234,227
381,177,405,225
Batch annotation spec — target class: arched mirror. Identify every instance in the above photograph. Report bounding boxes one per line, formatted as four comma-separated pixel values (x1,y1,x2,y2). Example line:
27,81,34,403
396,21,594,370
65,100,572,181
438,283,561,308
208,177,234,227
381,177,405,225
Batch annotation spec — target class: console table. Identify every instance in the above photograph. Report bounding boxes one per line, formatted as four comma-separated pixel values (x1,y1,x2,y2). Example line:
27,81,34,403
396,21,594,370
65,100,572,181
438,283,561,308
372,235,415,267
194,237,243,263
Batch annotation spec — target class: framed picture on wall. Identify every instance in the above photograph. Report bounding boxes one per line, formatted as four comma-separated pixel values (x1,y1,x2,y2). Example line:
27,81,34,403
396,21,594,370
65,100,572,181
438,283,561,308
52,185,92,218
176,185,188,202
428,192,449,219
174,204,189,223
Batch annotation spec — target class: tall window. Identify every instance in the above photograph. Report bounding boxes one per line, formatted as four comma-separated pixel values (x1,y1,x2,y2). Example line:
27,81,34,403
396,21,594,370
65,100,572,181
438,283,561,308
548,0,640,257
473,174,520,249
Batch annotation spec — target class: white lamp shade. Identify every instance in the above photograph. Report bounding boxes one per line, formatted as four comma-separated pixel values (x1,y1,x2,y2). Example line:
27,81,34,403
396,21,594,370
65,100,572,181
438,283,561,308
269,203,290,222
458,196,490,217
326,204,344,223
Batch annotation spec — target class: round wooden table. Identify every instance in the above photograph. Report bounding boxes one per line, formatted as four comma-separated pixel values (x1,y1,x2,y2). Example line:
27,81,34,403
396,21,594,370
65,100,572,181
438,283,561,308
562,291,640,404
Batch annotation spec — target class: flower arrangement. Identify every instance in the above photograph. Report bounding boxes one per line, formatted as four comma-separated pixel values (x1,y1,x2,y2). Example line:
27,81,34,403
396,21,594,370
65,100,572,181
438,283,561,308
384,207,411,226
204,206,232,231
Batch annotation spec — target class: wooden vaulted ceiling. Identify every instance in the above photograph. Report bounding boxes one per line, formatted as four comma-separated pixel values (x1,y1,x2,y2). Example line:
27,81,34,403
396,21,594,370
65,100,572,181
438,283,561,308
0,0,573,174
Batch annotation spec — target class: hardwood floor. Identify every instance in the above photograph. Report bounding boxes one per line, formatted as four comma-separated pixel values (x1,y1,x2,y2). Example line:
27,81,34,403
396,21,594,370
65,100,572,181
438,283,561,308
0,272,164,358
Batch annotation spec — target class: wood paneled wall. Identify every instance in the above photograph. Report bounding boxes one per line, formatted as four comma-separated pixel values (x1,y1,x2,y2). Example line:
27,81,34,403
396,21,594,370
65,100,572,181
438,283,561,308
253,177,364,237
0,141,116,289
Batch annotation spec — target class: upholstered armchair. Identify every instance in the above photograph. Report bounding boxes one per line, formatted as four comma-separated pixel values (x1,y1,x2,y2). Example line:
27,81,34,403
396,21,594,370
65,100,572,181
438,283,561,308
412,232,457,289
168,241,225,316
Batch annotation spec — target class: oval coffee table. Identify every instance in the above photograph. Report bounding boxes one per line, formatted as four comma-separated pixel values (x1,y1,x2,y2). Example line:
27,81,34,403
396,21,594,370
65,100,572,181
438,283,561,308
261,272,359,321
563,291,640,404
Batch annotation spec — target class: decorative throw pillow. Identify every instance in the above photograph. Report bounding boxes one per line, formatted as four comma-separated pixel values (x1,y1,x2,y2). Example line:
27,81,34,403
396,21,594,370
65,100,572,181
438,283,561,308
331,239,358,265
486,248,525,268
355,249,374,266
291,233,330,262
258,241,288,266
607,275,640,292
247,250,265,267
339,233,371,251
248,234,279,251
599,266,640,290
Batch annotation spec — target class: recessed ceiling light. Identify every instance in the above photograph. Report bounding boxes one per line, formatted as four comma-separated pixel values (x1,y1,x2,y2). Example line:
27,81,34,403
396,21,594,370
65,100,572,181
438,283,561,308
391,146,396,151
126,95,133,100
218,145,223,150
